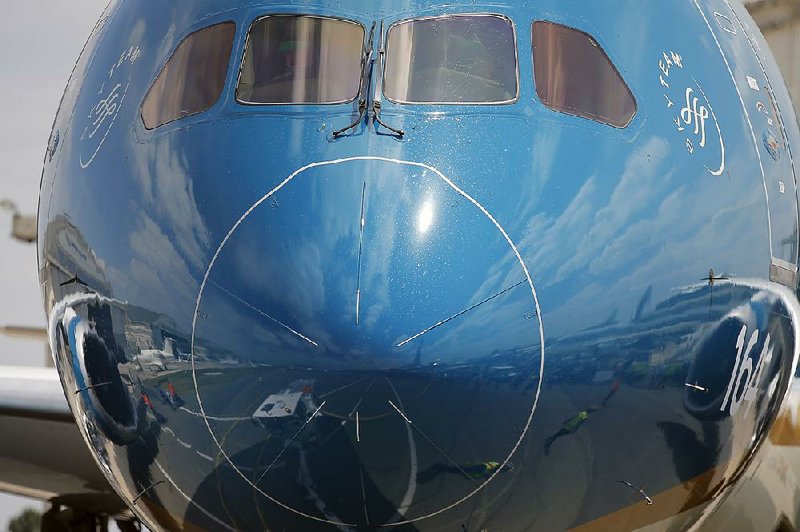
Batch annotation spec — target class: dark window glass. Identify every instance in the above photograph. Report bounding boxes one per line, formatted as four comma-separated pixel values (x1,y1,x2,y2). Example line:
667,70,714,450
532,21,636,128
141,22,236,129
384,14,518,104
237,16,364,104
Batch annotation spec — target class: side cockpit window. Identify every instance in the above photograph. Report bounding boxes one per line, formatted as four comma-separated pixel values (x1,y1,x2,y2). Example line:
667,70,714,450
532,21,636,128
384,14,518,104
237,15,365,104
141,22,236,129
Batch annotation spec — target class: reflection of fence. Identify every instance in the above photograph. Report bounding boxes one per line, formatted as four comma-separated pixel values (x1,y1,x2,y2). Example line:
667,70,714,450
747,0,800,113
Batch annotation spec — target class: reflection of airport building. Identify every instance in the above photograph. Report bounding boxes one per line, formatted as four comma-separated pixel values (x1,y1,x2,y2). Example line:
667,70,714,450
544,283,751,386
40,214,113,314
122,304,192,359
123,322,155,354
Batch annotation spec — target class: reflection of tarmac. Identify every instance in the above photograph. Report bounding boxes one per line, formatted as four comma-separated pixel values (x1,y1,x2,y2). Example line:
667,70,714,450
516,385,731,531
131,367,535,529
126,368,734,530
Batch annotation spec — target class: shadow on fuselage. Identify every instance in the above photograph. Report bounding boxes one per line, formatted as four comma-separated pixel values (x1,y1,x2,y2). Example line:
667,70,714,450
183,412,420,531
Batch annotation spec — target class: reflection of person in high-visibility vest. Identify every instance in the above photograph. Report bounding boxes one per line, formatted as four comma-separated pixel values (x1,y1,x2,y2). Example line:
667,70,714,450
417,460,514,483
602,361,631,407
544,409,593,455
141,392,166,423
602,377,622,407
165,381,184,408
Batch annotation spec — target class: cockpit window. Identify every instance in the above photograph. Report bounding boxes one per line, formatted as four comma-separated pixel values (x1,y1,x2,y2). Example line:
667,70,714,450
383,14,518,104
141,22,236,130
532,21,636,128
237,15,364,104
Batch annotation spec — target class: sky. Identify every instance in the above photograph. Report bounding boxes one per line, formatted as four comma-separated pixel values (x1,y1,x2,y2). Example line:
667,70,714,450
0,0,109,526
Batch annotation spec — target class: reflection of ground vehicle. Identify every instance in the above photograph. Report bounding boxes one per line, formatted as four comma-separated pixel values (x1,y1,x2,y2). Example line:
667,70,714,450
251,379,316,428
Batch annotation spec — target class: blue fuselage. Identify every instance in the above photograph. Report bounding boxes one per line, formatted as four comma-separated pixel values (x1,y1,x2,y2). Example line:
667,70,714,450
38,1,800,530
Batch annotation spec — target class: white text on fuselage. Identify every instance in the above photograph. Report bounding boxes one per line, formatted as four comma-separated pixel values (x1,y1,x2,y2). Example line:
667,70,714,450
659,50,726,176
721,324,775,417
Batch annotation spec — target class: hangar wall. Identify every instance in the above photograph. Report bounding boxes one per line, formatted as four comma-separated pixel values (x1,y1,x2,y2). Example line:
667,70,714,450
747,0,800,112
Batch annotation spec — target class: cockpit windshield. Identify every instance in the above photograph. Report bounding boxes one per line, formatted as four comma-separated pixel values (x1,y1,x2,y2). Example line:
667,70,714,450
532,21,636,128
383,14,518,104
237,15,365,105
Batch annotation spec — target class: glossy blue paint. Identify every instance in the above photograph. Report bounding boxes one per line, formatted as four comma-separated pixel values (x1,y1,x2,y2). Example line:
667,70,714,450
37,0,800,530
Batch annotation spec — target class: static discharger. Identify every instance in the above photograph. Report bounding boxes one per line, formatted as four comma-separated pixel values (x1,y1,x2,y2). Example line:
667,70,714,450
685,382,708,392
75,381,113,394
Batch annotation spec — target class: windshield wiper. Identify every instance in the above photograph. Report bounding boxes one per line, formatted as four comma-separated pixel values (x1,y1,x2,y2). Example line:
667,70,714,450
372,20,404,138
333,22,376,138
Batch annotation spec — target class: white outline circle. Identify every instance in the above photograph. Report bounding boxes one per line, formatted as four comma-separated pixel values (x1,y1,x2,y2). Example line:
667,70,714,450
191,156,546,527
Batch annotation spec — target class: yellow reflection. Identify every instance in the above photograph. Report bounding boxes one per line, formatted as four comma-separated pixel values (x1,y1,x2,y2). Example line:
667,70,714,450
417,201,435,234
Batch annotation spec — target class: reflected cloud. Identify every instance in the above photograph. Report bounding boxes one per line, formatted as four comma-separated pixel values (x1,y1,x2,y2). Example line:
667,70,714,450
108,212,200,329
133,136,211,272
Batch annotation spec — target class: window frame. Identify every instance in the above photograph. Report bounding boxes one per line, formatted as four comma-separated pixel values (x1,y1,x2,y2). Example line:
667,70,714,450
383,13,520,106
531,20,637,129
140,20,237,130
234,13,366,106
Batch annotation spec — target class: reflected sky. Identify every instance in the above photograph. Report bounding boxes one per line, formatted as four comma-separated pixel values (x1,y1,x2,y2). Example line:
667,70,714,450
194,159,541,370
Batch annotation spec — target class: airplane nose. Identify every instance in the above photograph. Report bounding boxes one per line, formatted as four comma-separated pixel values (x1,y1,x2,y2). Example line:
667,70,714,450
191,157,544,527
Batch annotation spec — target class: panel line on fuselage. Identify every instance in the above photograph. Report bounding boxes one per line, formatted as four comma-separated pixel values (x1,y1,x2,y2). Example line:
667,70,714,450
723,0,800,258
190,155,546,527
691,0,773,259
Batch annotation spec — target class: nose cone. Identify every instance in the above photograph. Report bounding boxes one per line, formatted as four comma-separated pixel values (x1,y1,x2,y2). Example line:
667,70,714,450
192,158,543,527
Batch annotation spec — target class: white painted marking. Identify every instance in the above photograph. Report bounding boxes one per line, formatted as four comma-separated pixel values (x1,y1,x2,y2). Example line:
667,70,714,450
191,156,546,526
152,459,235,531
714,11,737,35
684,276,800,532
209,280,318,347
385,380,418,524
320,377,369,400
723,0,800,254
747,75,761,91
691,0,773,257
79,81,129,169
692,80,726,176
255,401,326,485
397,279,526,347
179,406,249,422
